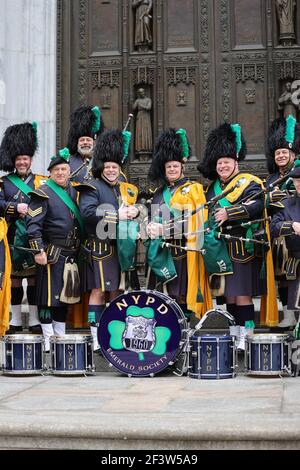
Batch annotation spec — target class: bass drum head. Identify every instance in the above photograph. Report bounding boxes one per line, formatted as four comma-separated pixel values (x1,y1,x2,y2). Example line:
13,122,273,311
98,290,187,377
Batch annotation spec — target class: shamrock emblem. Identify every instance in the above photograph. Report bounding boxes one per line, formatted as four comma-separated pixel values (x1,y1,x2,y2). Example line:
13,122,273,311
108,305,171,361
127,187,135,197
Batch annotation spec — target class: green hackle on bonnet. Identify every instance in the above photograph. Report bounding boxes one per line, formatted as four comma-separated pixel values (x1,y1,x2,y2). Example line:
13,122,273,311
31,121,38,144
231,123,242,157
91,106,101,135
58,147,70,162
122,130,131,163
285,114,297,148
176,128,189,161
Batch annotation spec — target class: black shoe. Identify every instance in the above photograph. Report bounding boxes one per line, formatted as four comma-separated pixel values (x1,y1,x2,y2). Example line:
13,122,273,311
94,348,102,357
28,325,42,334
6,325,23,334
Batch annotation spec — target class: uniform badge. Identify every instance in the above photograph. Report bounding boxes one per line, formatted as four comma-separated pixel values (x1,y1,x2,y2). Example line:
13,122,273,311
107,305,171,361
28,207,43,218
122,314,156,353
181,185,190,195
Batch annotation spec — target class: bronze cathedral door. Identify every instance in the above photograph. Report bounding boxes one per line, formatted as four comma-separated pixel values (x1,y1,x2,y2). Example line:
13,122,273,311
57,0,300,190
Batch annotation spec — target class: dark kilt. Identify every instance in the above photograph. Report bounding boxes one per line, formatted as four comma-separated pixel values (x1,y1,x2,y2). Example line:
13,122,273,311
224,256,267,297
35,246,79,307
81,238,120,292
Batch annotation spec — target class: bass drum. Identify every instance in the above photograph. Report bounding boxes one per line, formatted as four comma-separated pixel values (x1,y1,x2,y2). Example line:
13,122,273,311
98,290,187,377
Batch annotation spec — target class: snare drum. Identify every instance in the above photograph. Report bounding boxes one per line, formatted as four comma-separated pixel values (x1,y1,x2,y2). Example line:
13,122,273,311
2,335,44,375
245,334,291,376
98,290,187,377
189,334,236,379
50,334,94,375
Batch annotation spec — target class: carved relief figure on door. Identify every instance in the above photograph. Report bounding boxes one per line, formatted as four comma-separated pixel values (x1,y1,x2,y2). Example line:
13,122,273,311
133,88,153,161
276,0,296,46
132,0,153,51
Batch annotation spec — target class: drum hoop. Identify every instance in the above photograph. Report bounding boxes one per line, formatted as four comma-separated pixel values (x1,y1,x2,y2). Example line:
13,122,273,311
246,370,288,376
189,372,236,378
3,369,44,376
247,334,289,344
3,334,44,343
51,370,91,376
191,334,233,341
50,334,92,344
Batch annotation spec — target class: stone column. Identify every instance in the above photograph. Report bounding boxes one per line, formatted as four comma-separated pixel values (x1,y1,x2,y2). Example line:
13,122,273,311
0,0,56,175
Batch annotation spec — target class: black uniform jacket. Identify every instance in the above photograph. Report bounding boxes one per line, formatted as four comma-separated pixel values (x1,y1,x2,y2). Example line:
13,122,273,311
26,182,81,253
206,174,265,262
265,170,295,217
0,172,35,218
270,193,300,257
69,154,92,183
78,178,122,239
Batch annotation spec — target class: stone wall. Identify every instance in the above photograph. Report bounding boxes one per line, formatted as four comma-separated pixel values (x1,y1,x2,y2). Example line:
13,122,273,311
0,0,56,175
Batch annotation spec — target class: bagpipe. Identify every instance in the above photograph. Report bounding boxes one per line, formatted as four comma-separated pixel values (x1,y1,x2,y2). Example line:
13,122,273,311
69,157,93,181
236,169,294,207
163,177,270,253
70,113,134,181
10,218,36,274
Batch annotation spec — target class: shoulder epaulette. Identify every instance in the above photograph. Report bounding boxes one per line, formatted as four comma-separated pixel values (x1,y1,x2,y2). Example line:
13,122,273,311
73,182,96,191
149,185,159,195
29,188,49,199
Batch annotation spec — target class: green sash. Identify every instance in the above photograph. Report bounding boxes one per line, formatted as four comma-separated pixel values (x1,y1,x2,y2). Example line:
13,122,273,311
7,174,32,196
163,186,181,218
213,179,232,208
45,179,84,233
